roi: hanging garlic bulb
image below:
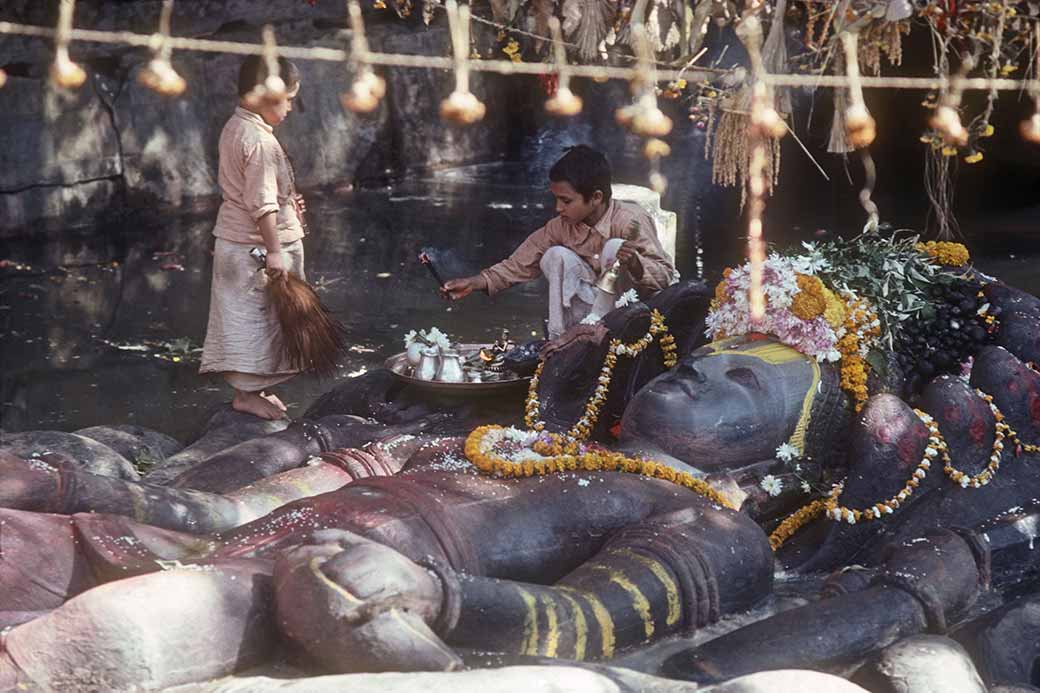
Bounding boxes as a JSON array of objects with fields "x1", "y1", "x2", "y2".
[
  {"x1": 342, "y1": 71, "x2": 386, "y2": 114},
  {"x1": 138, "y1": 58, "x2": 186, "y2": 96},
  {"x1": 545, "y1": 87, "x2": 583, "y2": 117},
  {"x1": 138, "y1": 1, "x2": 186, "y2": 97},
  {"x1": 845, "y1": 102, "x2": 877, "y2": 149},
  {"x1": 440, "y1": 90, "x2": 486, "y2": 124},
  {"x1": 1021, "y1": 112, "x2": 1040, "y2": 144},
  {"x1": 840, "y1": 31, "x2": 876, "y2": 149},
  {"x1": 51, "y1": 47, "x2": 87, "y2": 89},
  {"x1": 341, "y1": 1, "x2": 386, "y2": 114},
  {"x1": 50, "y1": 0, "x2": 87, "y2": 89},
  {"x1": 544, "y1": 17, "x2": 583, "y2": 117},
  {"x1": 632, "y1": 103, "x2": 674, "y2": 137},
  {"x1": 643, "y1": 138, "x2": 671, "y2": 159},
  {"x1": 930, "y1": 105, "x2": 969, "y2": 146},
  {"x1": 439, "y1": 0, "x2": 485, "y2": 125}
]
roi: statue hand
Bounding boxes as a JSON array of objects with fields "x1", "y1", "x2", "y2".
[{"x1": 274, "y1": 532, "x2": 462, "y2": 673}]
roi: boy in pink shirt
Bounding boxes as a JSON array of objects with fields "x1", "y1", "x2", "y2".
[
  {"x1": 199, "y1": 56, "x2": 305, "y2": 420},
  {"x1": 444, "y1": 146, "x2": 675, "y2": 337}
]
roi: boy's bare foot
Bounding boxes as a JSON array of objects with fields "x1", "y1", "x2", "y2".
[
  {"x1": 260, "y1": 391, "x2": 288, "y2": 412},
  {"x1": 232, "y1": 391, "x2": 286, "y2": 420}
]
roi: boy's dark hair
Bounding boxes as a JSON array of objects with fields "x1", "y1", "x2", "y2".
[
  {"x1": 549, "y1": 145, "x2": 612, "y2": 202},
  {"x1": 238, "y1": 55, "x2": 300, "y2": 98}
]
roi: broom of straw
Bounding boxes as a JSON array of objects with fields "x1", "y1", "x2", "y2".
[{"x1": 252, "y1": 248, "x2": 347, "y2": 377}]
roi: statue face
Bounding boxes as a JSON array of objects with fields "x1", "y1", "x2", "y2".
[{"x1": 619, "y1": 337, "x2": 822, "y2": 470}]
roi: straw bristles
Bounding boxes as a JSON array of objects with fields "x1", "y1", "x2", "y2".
[{"x1": 266, "y1": 271, "x2": 347, "y2": 377}]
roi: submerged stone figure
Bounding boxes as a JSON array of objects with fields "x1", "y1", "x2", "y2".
[{"x1": 0, "y1": 443, "x2": 772, "y2": 689}]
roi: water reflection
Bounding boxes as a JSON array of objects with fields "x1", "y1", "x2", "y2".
[{"x1": 1, "y1": 175, "x2": 567, "y2": 439}]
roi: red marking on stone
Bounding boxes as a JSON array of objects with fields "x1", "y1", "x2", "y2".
[
  {"x1": 895, "y1": 428, "x2": 924, "y2": 468},
  {"x1": 1029, "y1": 391, "x2": 1040, "y2": 425},
  {"x1": 969, "y1": 416, "x2": 987, "y2": 445},
  {"x1": 747, "y1": 332, "x2": 769, "y2": 341}
]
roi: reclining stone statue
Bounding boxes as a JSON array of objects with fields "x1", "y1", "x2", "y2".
[{"x1": 2, "y1": 252, "x2": 1040, "y2": 689}]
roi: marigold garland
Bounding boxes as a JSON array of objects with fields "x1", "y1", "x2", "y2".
[
  {"x1": 823, "y1": 408, "x2": 946, "y2": 525},
  {"x1": 916, "y1": 241, "x2": 970, "y2": 267},
  {"x1": 943, "y1": 389, "x2": 1011, "y2": 488},
  {"x1": 836, "y1": 294, "x2": 881, "y2": 412},
  {"x1": 774, "y1": 388, "x2": 1040, "y2": 549},
  {"x1": 464, "y1": 425, "x2": 737, "y2": 511},
  {"x1": 768, "y1": 499, "x2": 826, "y2": 550}
]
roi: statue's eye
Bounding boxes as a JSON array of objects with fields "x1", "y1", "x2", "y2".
[{"x1": 726, "y1": 367, "x2": 760, "y2": 389}]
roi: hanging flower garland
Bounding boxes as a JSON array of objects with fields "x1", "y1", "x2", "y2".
[
  {"x1": 464, "y1": 425, "x2": 737, "y2": 510},
  {"x1": 464, "y1": 309, "x2": 729, "y2": 505},
  {"x1": 771, "y1": 387, "x2": 1040, "y2": 550},
  {"x1": 523, "y1": 309, "x2": 676, "y2": 453},
  {"x1": 768, "y1": 499, "x2": 826, "y2": 551},
  {"x1": 943, "y1": 389, "x2": 1011, "y2": 488}
]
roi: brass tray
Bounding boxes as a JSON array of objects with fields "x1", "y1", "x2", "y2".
[{"x1": 384, "y1": 343, "x2": 531, "y2": 394}]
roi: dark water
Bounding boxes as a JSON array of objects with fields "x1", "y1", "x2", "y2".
[{"x1": 2, "y1": 161, "x2": 1038, "y2": 442}]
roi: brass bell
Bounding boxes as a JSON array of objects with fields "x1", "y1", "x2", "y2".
[{"x1": 596, "y1": 260, "x2": 622, "y2": 295}]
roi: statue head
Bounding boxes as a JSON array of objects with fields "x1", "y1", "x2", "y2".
[{"x1": 619, "y1": 335, "x2": 849, "y2": 471}]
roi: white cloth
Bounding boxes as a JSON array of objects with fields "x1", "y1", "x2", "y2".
[
  {"x1": 539, "y1": 238, "x2": 625, "y2": 338},
  {"x1": 200, "y1": 237, "x2": 305, "y2": 386}
]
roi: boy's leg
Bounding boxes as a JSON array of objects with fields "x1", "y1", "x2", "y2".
[
  {"x1": 539, "y1": 246, "x2": 597, "y2": 338},
  {"x1": 225, "y1": 372, "x2": 288, "y2": 420}
]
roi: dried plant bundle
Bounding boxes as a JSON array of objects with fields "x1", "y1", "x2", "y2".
[{"x1": 267, "y1": 272, "x2": 347, "y2": 377}]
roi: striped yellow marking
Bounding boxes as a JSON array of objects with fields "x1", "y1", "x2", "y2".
[
  {"x1": 516, "y1": 586, "x2": 540, "y2": 656},
  {"x1": 788, "y1": 355, "x2": 820, "y2": 454},
  {"x1": 540, "y1": 594, "x2": 561, "y2": 657},
  {"x1": 601, "y1": 568, "x2": 654, "y2": 640},
  {"x1": 560, "y1": 586, "x2": 615, "y2": 658},
  {"x1": 309, "y1": 556, "x2": 362, "y2": 603},
  {"x1": 557, "y1": 591, "x2": 588, "y2": 660},
  {"x1": 614, "y1": 549, "x2": 681, "y2": 626}
]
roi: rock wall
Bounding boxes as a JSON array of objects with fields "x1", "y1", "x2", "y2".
[{"x1": 0, "y1": 0, "x2": 514, "y2": 238}]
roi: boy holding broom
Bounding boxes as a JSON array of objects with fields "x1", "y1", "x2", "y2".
[{"x1": 199, "y1": 56, "x2": 306, "y2": 420}]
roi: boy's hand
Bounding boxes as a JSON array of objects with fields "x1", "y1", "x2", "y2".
[
  {"x1": 443, "y1": 275, "x2": 486, "y2": 300},
  {"x1": 265, "y1": 250, "x2": 288, "y2": 280},
  {"x1": 616, "y1": 241, "x2": 644, "y2": 280}
]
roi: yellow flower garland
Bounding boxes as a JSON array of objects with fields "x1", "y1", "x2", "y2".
[
  {"x1": 772, "y1": 388, "x2": 1040, "y2": 549},
  {"x1": 524, "y1": 310, "x2": 677, "y2": 451},
  {"x1": 464, "y1": 425, "x2": 737, "y2": 511},
  {"x1": 768, "y1": 499, "x2": 826, "y2": 550},
  {"x1": 943, "y1": 389, "x2": 1011, "y2": 488},
  {"x1": 837, "y1": 294, "x2": 880, "y2": 412}
]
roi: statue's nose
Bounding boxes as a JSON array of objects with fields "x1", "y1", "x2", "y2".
[{"x1": 675, "y1": 361, "x2": 708, "y2": 384}]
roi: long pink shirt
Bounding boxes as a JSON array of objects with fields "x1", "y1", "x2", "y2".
[
  {"x1": 212, "y1": 107, "x2": 304, "y2": 245},
  {"x1": 481, "y1": 199, "x2": 676, "y2": 296}
]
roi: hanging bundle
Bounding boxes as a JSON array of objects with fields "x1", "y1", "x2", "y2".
[
  {"x1": 827, "y1": 54, "x2": 853, "y2": 154},
  {"x1": 710, "y1": 85, "x2": 782, "y2": 209},
  {"x1": 761, "y1": 0, "x2": 791, "y2": 115}
]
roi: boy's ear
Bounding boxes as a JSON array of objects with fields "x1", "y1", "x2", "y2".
[{"x1": 590, "y1": 189, "x2": 605, "y2": 203}]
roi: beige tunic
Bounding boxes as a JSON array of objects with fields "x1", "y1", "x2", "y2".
[
  {"x1": 213, "y1": 107, "x2": 305, "y2": 245},
  {"x1": 480, "y1": 200, "x2": 675, "y2": 297},
  {"x1": 200, "y1": 107, "x2": 306, "y2": 383}
]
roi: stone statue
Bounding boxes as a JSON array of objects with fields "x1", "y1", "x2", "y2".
[{"x1": 2, "y1": 275, "x2": 1040, "y2": 690}]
